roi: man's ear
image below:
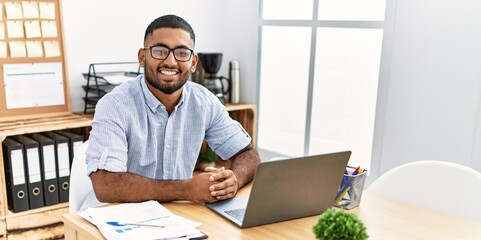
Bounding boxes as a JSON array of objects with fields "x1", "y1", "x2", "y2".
[
  {"x1": 191, "y1": 54, "x2": 198, "y2": 72},
  {"x1": 138, "y1": 48, "x2": 145, "y2": 67}
]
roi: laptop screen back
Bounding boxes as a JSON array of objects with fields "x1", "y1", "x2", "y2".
[{"x1": 229, "y1": 151, "x2": 351, "y2": 228}]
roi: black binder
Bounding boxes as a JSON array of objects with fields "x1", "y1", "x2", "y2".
[
  {"x1": 29, "y1": 133, "x2": 59, "y2": 206},
  {"x1": 2, "y1": 137, "x2": 29, "y2": 212},
  {"x1": 13, "y1": 135, "x2": 45, "y2": 209},
  {"x1": 42, "y1": 132, "x2": 70, "y2": 203},
  {"x1": 55, "y1": 130, "x2": 84, "y2": 167}
]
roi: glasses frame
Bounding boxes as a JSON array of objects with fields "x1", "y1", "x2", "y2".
[{"x1": 143, "y1": 45, "x2": 194, "y2": 62}]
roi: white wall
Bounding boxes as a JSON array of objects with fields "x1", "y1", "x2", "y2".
[
  {"x1": 372, "y1": 0, "x2": 481, "y2": 180},
  {"x1": 62, "y1": 0, "x2": 481, "y2": 182},
  {"x1": 61, "y1": 0, "x2": 259, "y2": 112}
]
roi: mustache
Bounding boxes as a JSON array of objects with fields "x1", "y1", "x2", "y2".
[{"x1": 158, "y1": 65, "x2": 180, "y2": 71}]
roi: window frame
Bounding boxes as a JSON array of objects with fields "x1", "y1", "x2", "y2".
[{"x1": 256, "y1": 0, "x2": 396, "y2": 181}]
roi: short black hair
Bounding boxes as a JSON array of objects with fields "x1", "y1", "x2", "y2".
[{"x1": 144, "y1": 14, "x2": 196, "y2": 46}]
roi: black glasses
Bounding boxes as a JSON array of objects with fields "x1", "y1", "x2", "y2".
[{"x1": 143, "y1": 45, "x2": 194, "y2": 62}]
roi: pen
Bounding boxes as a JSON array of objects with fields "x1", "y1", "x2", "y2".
[
  {"x1": 335, "y1": 166, "x2": 359, "y2": 199},
  {"x1": 351, "y1": 166, "x2": 361, "y2": 175},
  {"x1": 347, "y1": 167, "x2": 364, "y2": 197},
  {"x1": 106, "y1": 221, "x2": 165, "y2": 228},
  {"x1": 335, "y1": 166, "x2": 364, "y2": 202}
]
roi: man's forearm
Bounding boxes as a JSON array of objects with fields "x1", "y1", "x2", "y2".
[
  {"x1": 91, "y1": 170, "x2": 220, "y2": 203},
  {"x1": 230, "y1": 143, "x2": 260, "y2": 188},
  {"x1": 90, "y1": 170, "x2": 191, "y2": 203}
]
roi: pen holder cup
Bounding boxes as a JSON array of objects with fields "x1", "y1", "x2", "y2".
[{"x1": 334, "y1": 171, "x2": 367, "y2": 209}]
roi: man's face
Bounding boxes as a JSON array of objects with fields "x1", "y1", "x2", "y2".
[{"x1": 139, "y1": 28, "x2": 198, "y2": 95}]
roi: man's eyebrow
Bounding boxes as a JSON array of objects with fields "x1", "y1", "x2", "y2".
[{"x1": 150, "y1": 43, "x2": 191, "y2": 49}]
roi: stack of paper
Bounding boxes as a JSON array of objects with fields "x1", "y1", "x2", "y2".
[
  {"x1": 103, "y1": 75, "x2": 134, "y2": 85},
  {"x1": 81, "y1": 200, "x2": 204, "y2": 240}
]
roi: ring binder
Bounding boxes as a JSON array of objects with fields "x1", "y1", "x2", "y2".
[
  {"x1": 29, "y1": 133, "x2": 60, "y2": 206},
  {"x1": 42, "y1": 131, "x2": 70, "y2": 203},
  {"x1": 55, "y1": 130, "x2": 84, "y2": 167},
  {"x1": 2, "y1": 137, "x2": 30, "y2": 212},
  {"x1": 13, "y1": 135, "x2": 45, "y2": 209}
]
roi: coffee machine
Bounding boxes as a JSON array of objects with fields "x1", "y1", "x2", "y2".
[{"x1": 197, "y1": 53, "x2": 230, "y2": 104}]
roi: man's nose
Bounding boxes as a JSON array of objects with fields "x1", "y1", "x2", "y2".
[{"x1": 163, "y1": 51, "x2": 177, "y2": 64}]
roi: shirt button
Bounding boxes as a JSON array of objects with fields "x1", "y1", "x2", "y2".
[{"x1": 166, "y1": 145, "x2": 171, "y2": 149}]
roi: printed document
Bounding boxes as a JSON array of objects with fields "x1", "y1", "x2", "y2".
[{"x1": 83, "y1": 200, "x2": 203, "y2": 240}]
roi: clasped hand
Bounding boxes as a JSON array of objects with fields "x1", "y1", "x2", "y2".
[
  {"x1": 205, "y1": 166, "x2": 239, "y2": 201},
  {"x1": 188, "y1": 166, "x2": 238, "y2": 203}
]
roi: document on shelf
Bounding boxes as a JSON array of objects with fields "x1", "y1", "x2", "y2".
[
  {"x1": 103, "y1": 75, "x2": 134, "y2": 85},
  {"x1": 83, "y1": 200, "x2": 203, "y2": 240}
]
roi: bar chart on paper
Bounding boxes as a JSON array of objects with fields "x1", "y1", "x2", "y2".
[{"x1": 82, "y1": 200, "x2": 203, "y2": 240}]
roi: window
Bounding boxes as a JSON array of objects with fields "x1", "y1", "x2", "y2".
[{"x1": 258, "y1": 0, "x2": 387, "y2": 170}]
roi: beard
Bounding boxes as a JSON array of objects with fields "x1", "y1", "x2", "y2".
[{"x1": 144, "y1": 68, "x2": 189, "y2": 94}]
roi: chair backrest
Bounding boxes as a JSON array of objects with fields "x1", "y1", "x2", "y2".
[
  {"x1": 68, "y1": 140, "x2": 92, "y2": 213},
  {"x1": 367, "y1": 160, "x2": 481, "y2": 222}
]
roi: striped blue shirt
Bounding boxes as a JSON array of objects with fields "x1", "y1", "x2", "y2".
[{"x1": 81, "y1": 75, "x2": 251, "y2": 209}]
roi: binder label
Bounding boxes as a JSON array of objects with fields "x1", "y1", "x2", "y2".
[
  {"x1": 73, "y1": 140, "x2": 83, "y2": 156},
  {"x1": 11, "y1": 149, "x2": 26, "y2": 185},
  {"x1": 27, "y1": 148, "x2": 42, "y2": 183},
  {"x1": 58, "y1": 143, "x2": 70, "y2": 177},
  {"x1": 43, "y1": 145, "x2": 57, "y2": 180}
]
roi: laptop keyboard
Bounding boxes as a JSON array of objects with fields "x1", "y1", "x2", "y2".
[{"x1": 225, "y1": 208, "x2": 246, "y2": 222}]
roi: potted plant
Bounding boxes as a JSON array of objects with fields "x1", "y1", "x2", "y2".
[
  {"x1": 196, "y1": 147, "x2": 219, "y2": 171},
  {"x1": 312, "y1": 208, "x2": 368, "y2": 240}
]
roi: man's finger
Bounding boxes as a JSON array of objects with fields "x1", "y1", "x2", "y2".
[
  {"x1": 205, "y1": 166, "x2": 224, "y2": 172},
  {"x1": 209, "y1": 169, "x2": 232, "y2": 181},
  {"x1": 211, "y1": 185, "x2": 236, "y2": 197},
  {"x1": 215, "y1": 192, "x2": 236, "y2": 200}
]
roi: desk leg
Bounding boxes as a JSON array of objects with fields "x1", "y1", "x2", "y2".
[{"x1": 64, "y1": 225, "x2": 77, "y2": 240}]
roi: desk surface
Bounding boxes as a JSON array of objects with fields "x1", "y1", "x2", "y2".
[{"x1": 63, "y1": 186, "x2": 481, "y2": 240}]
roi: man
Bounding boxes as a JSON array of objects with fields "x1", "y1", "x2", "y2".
[{"x1": 81, "y1": 15, "x2": 260, "y2": 209}]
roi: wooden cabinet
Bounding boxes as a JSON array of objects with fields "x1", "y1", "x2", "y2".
[{"x1": 0, "y1": 114, "x2": 91, "y2": 239}]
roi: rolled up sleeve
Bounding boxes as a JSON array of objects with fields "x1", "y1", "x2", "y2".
[
  {"x1": 86, "y1": 94, "x2": 129, "y2": 175},
  {"x1": 205, "y1": 102, "x2": 252, "y2": 160}
]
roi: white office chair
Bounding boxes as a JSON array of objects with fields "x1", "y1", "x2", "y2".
[
  {"x1": 68, "y1": 140, "x2": 92, "y2": 212},
  {"x1": 367, "y1": 160, "x2": 481, "y2": 222}
]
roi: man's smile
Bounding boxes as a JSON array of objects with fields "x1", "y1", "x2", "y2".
[{"x1": 160, "y1": 69, "x2": 178, "y2": 76}]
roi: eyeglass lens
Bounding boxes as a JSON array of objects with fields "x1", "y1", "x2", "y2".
[{"x1": 151, "y1": 46, "x2": 192, "y2": 61}]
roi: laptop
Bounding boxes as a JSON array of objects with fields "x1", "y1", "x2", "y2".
[{"x1": 206, "y1": 151, "x2": 351, "y2": 228}]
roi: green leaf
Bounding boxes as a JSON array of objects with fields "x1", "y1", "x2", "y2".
[
  {"x1": 312, "y1": 208, "x2": 368, "y2": 240},
  {"x1": 198, "y1": 147, "x2": 219, "y2": 163}
]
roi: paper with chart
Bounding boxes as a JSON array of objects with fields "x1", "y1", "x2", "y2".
[
  {"x1": 84, "y1": 200, "x2": 202, "y2": 240},
  {"x1": 3, "y1": 62, "x2": 65, "y2": 109}
]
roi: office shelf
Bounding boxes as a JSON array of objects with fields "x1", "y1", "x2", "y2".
[
  {"x1": 0, "y1": 114, "x2": 91, "y2": 239},
  {"x1": 82, "y1": 62, "x2": 142, "y2": 114}
]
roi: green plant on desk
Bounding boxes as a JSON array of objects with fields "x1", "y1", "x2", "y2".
[{"x1": 313, "y1": 208, "x2": 368, "y2": 240}]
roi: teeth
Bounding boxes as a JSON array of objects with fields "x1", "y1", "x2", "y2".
[{"x1": 161, "y1": 70, "x2": 177, "y2": 75}]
